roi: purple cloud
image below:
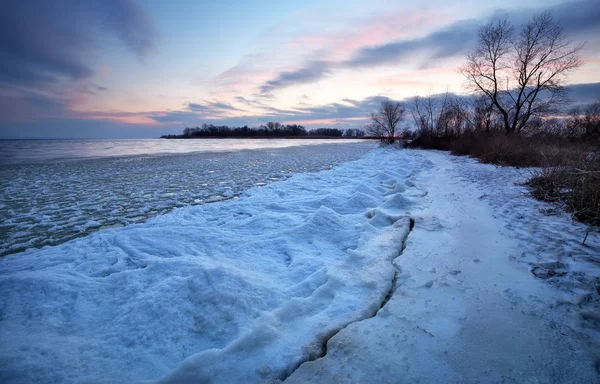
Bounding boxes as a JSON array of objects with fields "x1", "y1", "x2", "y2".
[
  {"x1": 259, "y1": 61, "x2": 332, "y2": 94},
  {"x1": 0, "y1": 0, "x2": 157, "y2": 88}
]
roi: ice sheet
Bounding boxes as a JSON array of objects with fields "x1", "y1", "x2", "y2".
[{"x1": 0, "y1": 142, "x2": 373, "y2": 256}]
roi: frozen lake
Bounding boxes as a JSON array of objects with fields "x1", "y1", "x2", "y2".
[{"x1": 0, "y1": 139, "x2": 374, "y2": 256}]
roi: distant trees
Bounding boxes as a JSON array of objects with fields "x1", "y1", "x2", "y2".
[
  {"x1": 406, "y1": 90, "x2": 600, "y2": 143},
  {"x1": 410, "y1": 94, "x2": 445, "y2": 136},
  {"x1": 161, "y1": 123, "x2": 366, "y2": 139},
  {"x1": 309, "y1": 128, "x2": 343, "y2": 137},
  {"x1": 177, "y1": 123, "x2": 307, "y2": 138},
  {"x1": 460, "y1": 12, "x2": 583, "y2": 135},
  {"x1": 367, "y1": 101, "x2": 406, "y2": 143},
  {"x1": 343, "y1": 128, "x2": 365, "y2": 138}
]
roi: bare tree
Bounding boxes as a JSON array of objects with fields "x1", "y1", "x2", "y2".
[
  {"x1": 367, "y1": 101, "x2": 406, "y2": 143},
  {"x1": 410, "y1": 94, "x2": 446, "y2": 135},
  {"x1": 437, "y1": 96, "x2": 471, "y2": 136},
  {"x1": 567, "y1": 98, "x2": 600, "y2": 139},
  {"x1": 469, "y1": 95, "x2": 497, "y2": 133},
  {"x1": 409, "y1": 92, "x2": 470, "y2": 137},
  {"x1": 461, "y1": 12, "x2": 583, "y2": 135}
]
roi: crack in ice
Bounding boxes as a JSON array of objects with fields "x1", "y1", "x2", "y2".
[{"x1": 280, "y1": 217, "x2": 415, "y2": 382}]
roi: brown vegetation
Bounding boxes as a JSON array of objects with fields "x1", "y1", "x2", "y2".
[
  {"x1": 408, "y1": 97, "x2": 599, "y2": 225},
  {"x1": 409, "y1": 111, "x2": 599, "y2": 226},
  {"x1": 528, "y1": 152, "x2": 600, "y2": 226}
]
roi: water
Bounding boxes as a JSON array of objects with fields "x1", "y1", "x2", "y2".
[{"x1": 0, "y1": 139, "x2": 375, "y2": 256}]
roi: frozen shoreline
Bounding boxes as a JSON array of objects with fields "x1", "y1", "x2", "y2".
[
  {"x1": 287, "y1": 150, "x2": 600, "y2": 383},
  {"x1": 1, "y1": 148, "x2": 599, "y2": 383},
  {"x1": 0, "y1": 142, "x2": 374, "y2": 257}
]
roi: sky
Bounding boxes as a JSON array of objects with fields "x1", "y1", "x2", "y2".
[{"x1": 0, "y1": 0, "x2": 599, "y2": 139}]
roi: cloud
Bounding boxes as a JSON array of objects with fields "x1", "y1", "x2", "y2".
[
  {"x1": 292, "y1": 96, "x2": 392, "y2": 120},
  {"x1": 234, "y1": 96, "x2": 264, "y2": 107},
  {"x1": 99, "y1": 0, "x2": 157, "y2": 59},
  {"x1": 258, "y1": 0, "x2": 599, "y2": 93},
  {"x1": 497, "y1": 0, "x2": 600, "y2": 37},
  {"x1": 188, "y1": 101, "x2": 244, "y2": 114},
  {"x1": 345, "y1": 19, "x2": 479, "y2": 68},
  {"x1": 0, "y1": 117, "x2": 170, "y2": 139},
  {"x1": 145, "y1": 94, "x2": 399, "y2": 129},
  {"x1": 147, "y1": 80, "x2": 600, "y2": 131},
  {"x1": 259, "y1": 61, "x2": 332, "y2": 94},
  {"x1": 150, "y1": 111, "x2": 201, "y2": 124},
  {"x1": 564, "y1": 82, "x2": 600, "y2": 104},
  {"x1": 10, "y1": 80, "x2": 594, "y2": 138},
  {"x1": 148, "y1": 100, "x2": 247, "y2": 124},
  {"x1": 0, "y1": 0, "x2": 157, "y2": 88},
  {"x1": 0, "y1": 90, "x2": 76, "y2": 122}
]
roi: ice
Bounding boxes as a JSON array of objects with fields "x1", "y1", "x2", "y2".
[
  {"x1": 0, "y1": 147, "x2": 416, "y2": 383},
  {"x1": 0, "y1": 142, "x2": 373, "y2": 256},
  {"x1": 1, "y1": 147, "x2": 599, "y2": 383}
]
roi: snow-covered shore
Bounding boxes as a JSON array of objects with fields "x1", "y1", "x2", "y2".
[
  {"x1": 0, "y1": 148, "x2": 598, "y2": 383},
  {"x1": 287, "y1": 151, "x2": 600, "y2": 383}
]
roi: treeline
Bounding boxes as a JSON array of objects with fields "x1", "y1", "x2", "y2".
[
  {"x1": 161, "y1": 122, "x2": 366, "y2": 139},
  {"x1": 406, "y1": 94, "x2": 600, "y2": 143}
]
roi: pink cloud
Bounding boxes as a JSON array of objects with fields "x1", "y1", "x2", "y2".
[
  {"x1": 207, "y1": 6, "x2": 455, "y2": 101},
  {"x1": 582, "y1": 57, "x2": 600, "y2": 66},
  {"x1": 277, "y1": 8, "x2": 453, "y2": 61},
  {"x1": 333, "y1": 10, "x2": 451, "y2": 59}
]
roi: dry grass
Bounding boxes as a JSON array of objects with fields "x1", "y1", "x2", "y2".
[
  {"x1": 528, "y1": 152, "x2": 600, "y2": 226},
  {"x1": 410, "y1": 131, "x2": 600, "y2": 226},
  {"x1": 450, "y1": 134, "x2": 541, "y2": 166}
]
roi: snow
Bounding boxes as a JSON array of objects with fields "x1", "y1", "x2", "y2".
[
  {"x1": 285, "y1": 150, "x2": 600, "y2": 384},
  {"x1": 1, "y1": 148, "x2": 599, "y2": 383},
  {"x1": 0, "y1": 147, "x2": 414, "y2": 383}
]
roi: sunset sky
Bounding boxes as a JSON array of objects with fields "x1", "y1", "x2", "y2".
[{"x1": 1, "y1": 0, "x2": 599, "y2": 138}]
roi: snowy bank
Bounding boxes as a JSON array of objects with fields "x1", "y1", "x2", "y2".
[
  {"x1": 286, "y1": 150, "x2": 600, "y2": 383},
  {"x1": 0, "y1": 148, "x2": 417, "y2": 383}
]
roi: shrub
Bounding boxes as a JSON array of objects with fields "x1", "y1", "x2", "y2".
[
  {"x1": 529, "y1": 152, "x2": 600, "y2": 226},
  {"x1": 410, "y1": 130, "x2": 599, "y2": 226}
]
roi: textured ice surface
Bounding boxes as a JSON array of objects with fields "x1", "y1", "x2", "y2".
[
  {"x1": 1, "y1": 148, "x2": 599, "y2": 383},
  {"x1": 0, "y1": 147, "x2": 415, "y2": 383},
  {"x1": 0, "y1": 142, "x2": 374, "y2": 256}
]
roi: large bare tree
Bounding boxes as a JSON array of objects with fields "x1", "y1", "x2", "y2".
[
  {"x1": 367, "y1": 101, "x2": 406, "y2": 143},
  {"x1": 461, "y1": 12, "x2": 583, "y2": 135}
]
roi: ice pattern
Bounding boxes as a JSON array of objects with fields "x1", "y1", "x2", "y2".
[{"x1": 0, "y1": 142, "x2": 374, "y2": 256}]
